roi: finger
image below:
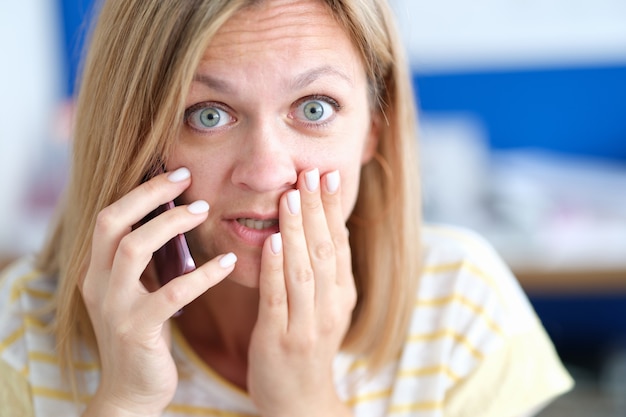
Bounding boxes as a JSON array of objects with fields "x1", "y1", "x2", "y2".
[
  {"x1": 257, "y1": 233, "x2": 288, "y2": 334},
  {"x1": 144, "y1": 252, "x2": 237, "y2": 323},
  {"x1": 90, "y1": 167, "x2": 192, "y2": 273},
  {"x1": 279, "y1": 189, "x2": 315, "y2": 328},
  {"x1": 109, "y1": 200, "x2": 209, "y2": 292},
  {"x1": 299, "y1": 168, "x2": 336, "y2": 299},
  {"x1": 320, "y1": 170, "x2": 353, "y2": 287}
]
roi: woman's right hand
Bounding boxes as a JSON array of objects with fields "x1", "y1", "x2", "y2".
[{"x1": 80, "y1": 167, "x2": 236, "y2": 417}]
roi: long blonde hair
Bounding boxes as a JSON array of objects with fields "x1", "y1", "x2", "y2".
[{"x1": 39, "y1": 0, "x2": 421, "y2": 384}]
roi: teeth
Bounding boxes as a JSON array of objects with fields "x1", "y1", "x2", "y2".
[{"x1": 237, "y1": 218, "x2": 277, "y2": 230}]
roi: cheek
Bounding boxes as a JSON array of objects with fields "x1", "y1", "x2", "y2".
[
  {"x1": 167, "y1": 145, "x2": 227, "y2": 203},
  {"x1": 339, "y1": 122, "x2": 375, "y2": 217},
  {"x1": 338, "y1": 162, "x2": 364, "y2": 221}
]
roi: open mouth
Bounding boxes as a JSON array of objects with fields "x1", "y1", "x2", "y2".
[{"x1": 236, "y1": 218, "x2": 278, "y2": 230}]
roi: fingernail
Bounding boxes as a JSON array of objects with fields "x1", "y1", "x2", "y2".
[
  {"x1": 287, "y1": 190, "x2": 300, "y2": 215},
  {"x1": 305, "y1": 168, "x2": 320, "y2": 192},
  {"x1": 168, "y1": 167, "x2": 191, "y2": 182},
  {"x1": 270, "y1": 233, "x2": 282, "y2": 254},
  {"x1": 219, "y1": 252, "x2": 237, "y2": 268},
  {"x1": 326, "y1": 170, "x2": 340, "y2": 194},
  {"x1": 187, "y1": 200, "x2": 209, "y2": 214}
]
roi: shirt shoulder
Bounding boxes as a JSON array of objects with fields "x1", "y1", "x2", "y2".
[
  {"x1": 390, "y1": 224, "x2": 572, "y2": 416},
  {"x1": 0, "y1": 257, "x2": 98, "y2": 416},
  {"x1": 0, "y1": 256, "x2": 54, "y2": 373},
  {"x1": 0, "y1": 257, "x2": 50, "y2": 416},
  {"x1": 0, "y1": 358, "x2": 34, "y2": 417},
  {"x1": 419, "y1": 223, "x2": 538, "y2": 337}
]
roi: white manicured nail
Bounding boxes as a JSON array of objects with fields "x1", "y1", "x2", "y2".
[
  {"x1": 219, "y1": 252, "x2": 237, "y2": 268},
  {"x1": 167, "y1": 167, "x2": 191, "y2": 182},
  {"x1": 305, "y1": 168, "x2": 320, "y2": 192},
  {"x1": 187, "y1": 200, "x2": 209, "y2": 214},
  {"x1": 287, "y1": 190, "x2": 300, "y2": 215},
  {"x1": 270, "y1": 233, "x2": 282, "y2": 254},
  {"x1": 326, "y1": 170, "x2": 340, "y2": 194}
]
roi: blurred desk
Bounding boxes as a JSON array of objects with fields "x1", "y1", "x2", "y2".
[
  {"x1": 516, "y1": 268, "x2": 626, "y2": 294},
  {"x1": 517, "y1": 266, "x2": 626, "y2": 376}
]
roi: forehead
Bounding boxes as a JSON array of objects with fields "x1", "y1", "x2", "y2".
[{"x1": 195, "y1": 0, "x2": 366, "y2": 84}]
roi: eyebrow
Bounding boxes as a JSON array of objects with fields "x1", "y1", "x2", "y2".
[
  {"x1": 192, "y1": 65, "x2": 354, "y2": 93},
  {"x1": 290, "y1": 65, "x2": 354, "y2": 90},
  {"x1": 192, "y1": 74, "x2": 235, "y2": 94}
]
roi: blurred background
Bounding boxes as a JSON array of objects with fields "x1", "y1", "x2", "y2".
[{"x1": 1, "y1": 1, "x2": 625, "y2": 415}]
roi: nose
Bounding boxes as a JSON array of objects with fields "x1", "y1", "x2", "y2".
[{"x1": 230, "y1": 119, "x2": 298, "y2": 193}]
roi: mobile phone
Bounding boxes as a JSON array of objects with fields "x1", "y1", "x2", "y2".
[{"x1": 142, "y1": 200, "x2": 196, "y2": 287}]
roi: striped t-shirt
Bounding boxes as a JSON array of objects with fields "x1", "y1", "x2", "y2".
[{"x1": 0, "y1": 225, "x2": 573, "y2": 416}]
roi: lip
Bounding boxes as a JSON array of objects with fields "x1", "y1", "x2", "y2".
[{"x1": 224, "y1": 212, "x2": 280, "y2": 247}]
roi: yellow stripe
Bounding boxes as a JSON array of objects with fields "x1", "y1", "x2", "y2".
[
  {"x1": 23, "y1": 286, "x2": 54, "y2": 301},
  {"x1": 345, "y1": 388, "x2": 392, "y2": 407},
  {"x1": 344, "y1": 387, "x2": 444, "y2": 412},
  {"x1": 33, "y1": 388, "x2": 259, "y2": 415},
  {"x1": 398, "y1": 364, "x2": 461, "y2": 383},
  {"x1": 408, "y1": 329, "x2": 484, "y2": 360},
  {"x1": 166, "y1": 404, "x2": 257, "y2": 417},
  {"x1": 422, "y1": 261, "x2": 506, "y2": 306},
  {"x1": 31, "y1": 386, "x2": 90, "y2": 403},
  {"x1": 389, "y1": 401, "x2": 443, "y2": 413},
  {"x1": 0, "y1": 326, "x2": 25, "y2": 353},
  {"x1": 29, "y1": 351, "x2": 100, "y2": 371},
  {"x1": 25, "y1": 315, "x2": 51, "y2": 331},
  {"x1": 423, "y1": 261, "x2": 496, "y2": 289},
  {"x1": 416, "y1": 294, "x2": 505, "y2": 337},
  {"x1": 347, "y1": 358, "x2": 367, "y2": 373},
  {"x1": 347, "y1": 359, "x2": 460, "y2": 383},
  {"x1": 20, "y1": 363, "x2": 29, "y2": 377},
  {"x1": 9, "y1": 271, "x2": 41, "y2": 302}
]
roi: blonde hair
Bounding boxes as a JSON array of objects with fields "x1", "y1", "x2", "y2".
[{"x1": 39, "y1": 0, "x2": 421, "y2": 386}]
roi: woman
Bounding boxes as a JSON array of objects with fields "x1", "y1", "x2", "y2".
[{"x1": 0, "y1": 0, "x2": 572, "y2": 416}]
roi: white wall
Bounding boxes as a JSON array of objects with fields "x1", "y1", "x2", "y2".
[
  {"x1": 0, "y1": 2, "x2": 65, "y2": 256},
  {"x1": 391, "y1": 0, "x2": 626, "y2": 72}
]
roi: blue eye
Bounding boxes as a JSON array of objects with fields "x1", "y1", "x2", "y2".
[
  {"x1": 294, "y1": 98, "x2": 336, "y2": 124},
  {"x1": 186, "y1": 104, "x2": 233, "y2": 131}
]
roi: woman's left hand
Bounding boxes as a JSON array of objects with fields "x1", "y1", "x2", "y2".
[{"x1": 248, "y1": 168, "x2": 356, "y2": 417}]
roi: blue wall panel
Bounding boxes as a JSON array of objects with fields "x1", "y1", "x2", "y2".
[{"x1": 414, "y1": 66, "x2": 626, "y2": 162}]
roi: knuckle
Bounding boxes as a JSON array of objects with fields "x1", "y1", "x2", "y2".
[
  {"x1": 283, "y1": 331, "x2": 316, "y2": 353},
  {"x1": 294, "y1": 267, "x2": 314, "y2": 283},
  {"x1": 264, "y1": 292, "x2": 287, "y2": 308},
  {"x1": 163, "y1": 283, "x2": 187, "y2": 305},
  {"x1": 302, "y1": 197, "x2": 322, "y2": 212},
  {"x1": 165, "y1": 206, "x2": 187, "y2": 223},
  {"x1": 113, "y1": 318, "x2": 136, "y2": 344},
  {"x1": 268, "y1": 261, "x2": 283, "y2": 275},
  {"x1": 116, "y1": 234, "x2": 144, "y2": 261},
  {"x1": 317, "y1": 314, "x2": 339, "y2": 335},
  {"x1": 94, "y1": 207, "x2": 119, "y2": 235},
  {"x1": 333, "y1": 232, "x2": 349, "y2": 250},
  {"x1": 282, "y1": 220, "x2": 301, "y2": 234},
  {"x1": 141, "y1": 177, "x2": 161, "y2": 197},
  {"x1": 313, "y1": 240, "x2": 335, "y2": 261}
]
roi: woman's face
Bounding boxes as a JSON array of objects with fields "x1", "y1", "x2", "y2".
[{"x1": 169, "y1": 0, "x2": 378, "y2": 287}]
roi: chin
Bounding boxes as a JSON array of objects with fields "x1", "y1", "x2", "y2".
[{"x1": 224, "y1": 256, "x2": 262, "y2": 289}]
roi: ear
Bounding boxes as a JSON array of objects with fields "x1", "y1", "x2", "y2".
[{"x1": 361, "y1": 110, "x2": 381, "y2": 164}]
